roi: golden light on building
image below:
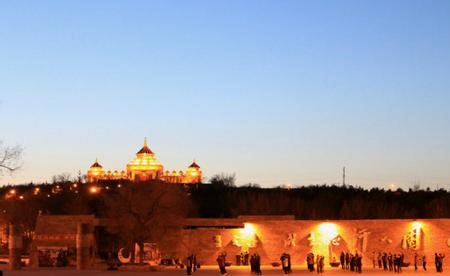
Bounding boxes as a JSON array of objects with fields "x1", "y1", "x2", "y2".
[{"x1": 87, "y1": 137, "x2": 202, "y2": 184}]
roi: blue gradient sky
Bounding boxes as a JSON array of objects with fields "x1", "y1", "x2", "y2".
[{"x1": 1, "y1": 1, "x2": 450, "y2": 189}]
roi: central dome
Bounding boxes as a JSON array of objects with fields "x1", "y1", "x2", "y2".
[
  {"x1": 126, "y1": 137, "x2": 164, "y2": 181},
  {"x1": 137, "y1": 137, "x2": 154, "y2": 155}
]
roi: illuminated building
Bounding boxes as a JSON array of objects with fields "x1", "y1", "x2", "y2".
[{"x1": 87, "y1": 138, "x2": 202, "y2": 184}]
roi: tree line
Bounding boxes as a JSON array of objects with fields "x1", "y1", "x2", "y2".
[{"x1": 191, "y1": 183, "x2": 450, "y2": 219}]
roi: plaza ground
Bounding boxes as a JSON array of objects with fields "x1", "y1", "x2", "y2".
[{"x1": 0, "y1": 265, "x2": 445, "y2": 276}]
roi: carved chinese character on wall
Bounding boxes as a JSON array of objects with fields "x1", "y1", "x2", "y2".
[
  {"x1": 307, "y1": 232, "x2": 315, "y2": 248},
  {"x1": 402, "y1": 224, "x2": 422, "y2": 250},
  {"x1": 284, "y1": 233, "x2": 297, "y2": 247},
  {"x1": 379, "y1": 236, "x2": 393, "y2": 244},
  {"x1": 213, "y1": 235, "x2": 222, "y2": 248},
  {"x1": 354, "y1": 228, "x2": 371, "y2": 253}
]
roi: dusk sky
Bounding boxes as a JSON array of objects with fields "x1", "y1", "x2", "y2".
[{"x1": 1, "y1": 1, "x2": 450, "y2": 189}]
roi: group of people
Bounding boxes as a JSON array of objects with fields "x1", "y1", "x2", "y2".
[
  {"x1": 339, "y1": 252, "x2": 363, "y2": 273},
  {"x1": 249, "y1": 253, "x2": 262, "y2": 275},
  {"x1": 413, "y1": 252, "x2": 426, "y2": 271},
  {"x1": 305, "y1": 253, "x2": 325, "y2": 274},
  {"x1": 372, "y1": 251, "x2": 446, "y2": 273},
  {"x1": 238, "y1": 252, "x2": 250, "y2": 265},
  {"x1": 373, "y1": 252, "x2": 406, "y2": 273},
  {"x1": 434, "y1": 253, "x2": 445, "y2": 273},
  {"x1": 185, "y1": 254, "x2": 198, "y2": 275},
  {"x1": 211, "y1": 250, "x2": 446, "y2": 275}
]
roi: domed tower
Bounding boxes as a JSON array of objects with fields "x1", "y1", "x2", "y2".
[
  {"x1": 126, "y1": 137, "x2": 164, "y2": 181},
  {"x1": 184, "y1": 160, "x2": 202, "y2": 184},
  {"x1": 87, "y1": 159, "x2": 105, "y2": 182}
]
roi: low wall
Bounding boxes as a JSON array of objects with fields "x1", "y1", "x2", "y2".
[{"x1": 168, "y1": 217, "x2": 450, "y2": 267}]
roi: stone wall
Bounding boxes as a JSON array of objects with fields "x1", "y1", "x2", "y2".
[{"x1": 169, "y1": 217, "x2": 450, "y2": 267}]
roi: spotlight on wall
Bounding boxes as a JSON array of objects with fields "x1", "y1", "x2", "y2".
[
  {"x1": 411, "y1": 221, "x2": 422, "y2": 231},
  {"x1": 242, "y1": 223, "x2": 256, "y2": 236},
  {"x1": 318, "y1": 222, "x2": 338, "y2": 242}
]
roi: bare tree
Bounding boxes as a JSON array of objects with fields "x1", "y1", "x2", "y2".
[
  {"x1": 0, "y1": 141, "x2": 22, "y2": 175},
  {"x1": 210, "y1": 173, "x2": 236, "y2": 187},
  {"x1": 102, "y1": 181, "x2": 190, "y2": 263},
  {"x1": 51, "y1": 172, "x2": 73, "y2": 184}
]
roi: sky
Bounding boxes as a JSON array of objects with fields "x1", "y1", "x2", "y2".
[{"x1": 1, "y1": 0, "x2": 450, "y2": 189}]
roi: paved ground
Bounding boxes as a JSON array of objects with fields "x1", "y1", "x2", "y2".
[{"x1": 0, "y1": 265, "x2": 445, "y2": 276}]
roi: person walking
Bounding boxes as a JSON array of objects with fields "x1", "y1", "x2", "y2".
[
  {"x1": 435, "y1": 253, "x2": 439, "y2": 272},
  {"x1": 318, "y1": 256, "x2": 324, "y2": 274},
  {"x1": 281, "y1": 253, "x2": 289, "y2": 274},
  {"x1": 306, "y1": 253, "x2": 315, "y2": 272},
  {"x1": 438, "y1": 253, "x2": 445, "y2": 273},
  {"x1": 393, "y1": 254, "x2": 398, "y2": 273},
  {"x1": 399, "y1": 253, "x2": 404, "y2": 273},
  {"x1": 346, "y1": 252, "x2": 351, "y2": 270},
  {"x1": 377, "y1": 252, "x2": 382, "y2": 269},
  {"x1": 255, "y1": 253, "x2": 262, "y2": 275},
  {"x1": 217, "y1": 253, "x2": 227, "y2": 276},
  {"x1": 388, "y1": 253, "x2": 393, "y2": 271},
  {"x1": 193, "y1": 254, "x2": 197, "y2": 272},
  {"x1": 186, "y1": 255, "x2": 193, "y2": 276},
  {"x1": 414, "y1": 253, "x2": 418, "y2": 271},
  {"x1": 287, "y1": 253, "x2": 292, "y2": 274},
  {"x1": 340, "y1": 252, "x2": 346, "y2": 270},
  {"x1": 250, "y1": 254, "x2": 255, "y2": 274}
]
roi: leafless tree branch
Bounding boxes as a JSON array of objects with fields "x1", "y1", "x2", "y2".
[{"x1": 0, "y1": 141, "x2": 23, "y2": 175}]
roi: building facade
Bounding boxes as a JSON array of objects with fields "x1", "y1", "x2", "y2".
[{"x1": 87, "y1": 138, "x2": 202, "y2": 184}]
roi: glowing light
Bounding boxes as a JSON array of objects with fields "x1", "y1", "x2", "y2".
[
  {"x1": 19, "y1": 195, "x2": 24, "y2": 200},
  {"x1": 411, "y1": 221, "x2": 422, "y2": 231},
  {"x1": 242, "y1": 223, "x2": 256, "y2": 236},
  {"x1": 318, "y1": 222, "x2": 338, "y2": 242},
  {"x1": 89, "y1": 187, "x2": 99, "y2": 194},
  {"x1": 233, "y1": 223, "x2": 257, "y2": 251},
  {"x1": 9, "y1": 189, "x2": 16, "y2": 195}
]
